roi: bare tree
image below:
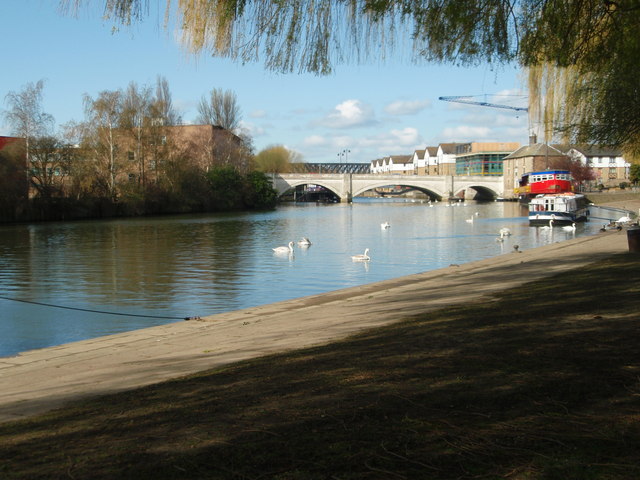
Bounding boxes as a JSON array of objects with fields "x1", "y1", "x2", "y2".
[
  {"x1": 28, "y1": 136, "x2": 72, "y2": 198},
  {"x1": 4, "y1": 80, "x2": 54, "y2": 163},
  {"x1": 121, "y1": 81, "x2": 152, "y2": 186},
  {"x1": 152, "y1": 75, "x2": 181, "y2": 126},
  {"x1": 82, "y1": 90, "x2": 124, "y2": 200},
  {"x1": 196, "y1": 88, "x2": 241, "y2": 132}
]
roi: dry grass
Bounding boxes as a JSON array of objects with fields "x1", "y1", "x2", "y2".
[{"x1": 1, "y1": 253, "x2": 639, "y2": 479}]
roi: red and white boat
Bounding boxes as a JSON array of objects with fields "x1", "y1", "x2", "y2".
[{"x1": 516, "y1": 169, "x2": 573, "y2": 202}]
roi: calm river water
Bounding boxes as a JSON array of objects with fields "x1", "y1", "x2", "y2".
[{"x1": 0, "y1": 198, "x2": 616, "y2": 357}]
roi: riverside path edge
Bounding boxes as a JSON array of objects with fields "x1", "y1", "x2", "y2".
[{"x1": 0, "y1": 229, "x2": 630, "y2": 424}]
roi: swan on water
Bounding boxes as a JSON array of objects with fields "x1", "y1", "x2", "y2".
[
  {"x1": 297, "y1": 237, "x2": 312, "y2": 246},
  {"x1": 562, "y1": 222, "x2": 576, "y2": 231},
  {"x1": 273, "y1": 241, "x2": 294, "y2": 254},
  {"x1": 381, "y1": 222, "x2": 390, "y2": 229},
  {"x1": 351, "y1": 248, "x2": 370, "y2": 261},
  {"x1": 499, "y1": 227, "x2": 512, "y2": 236},
  {"x1": 465, "y1": 215, "x2": 474, "y2": 223},
  {"x1": 540, "y1": 219, "x2": 554, "y2": 230}
]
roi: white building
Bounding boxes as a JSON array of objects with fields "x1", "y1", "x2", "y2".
[
  {"x1": 370, "y1": 155, "x2": 414, "y2": 175},
  {"x1": 566, "y1": 145, "x2": 629, "y2": 186}
]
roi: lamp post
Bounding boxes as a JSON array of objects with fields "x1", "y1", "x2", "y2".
[{"x1": 342, "y1": 148, "x2": 350, "y2": 164}]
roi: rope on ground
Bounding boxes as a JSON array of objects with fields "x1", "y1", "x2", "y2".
[{"x1": 0, "y1": 295, "x2": 197, "y2": 321}]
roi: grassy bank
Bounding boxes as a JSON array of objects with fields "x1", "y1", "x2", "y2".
[{"x1": 1, "y1": 253, "x2": 639, "y2": 479}]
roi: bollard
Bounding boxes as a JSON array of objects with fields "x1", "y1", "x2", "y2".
[{"x1": 627, "y1": 226, "x2": 640, "y2": 253}]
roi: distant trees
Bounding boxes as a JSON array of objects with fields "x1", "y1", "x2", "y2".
[
  {"x1": 0, "y1": 76, "x2": 277, "y2": 221},
  {"x1": 253, "y1": 145, "x2": 302, "y2": 173}
]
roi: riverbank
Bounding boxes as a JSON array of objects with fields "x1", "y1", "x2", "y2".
[
  {"x1": 0, "y1": 195, "x2": 638, "y2": 478},
  {"x1": 586, "y1": 190, "x2": 640, "y2": 213},
  {"x1": 1, "y1": 235, "x2": 639, "y2": 477}
]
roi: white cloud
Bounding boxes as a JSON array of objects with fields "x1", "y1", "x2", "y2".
[
  {"x1": 384, "y1": 99, "x2": 431, "y2": 116},
  {"x1": 359, "y1": 127, "x2": 424, "y2": 156},
  {"x1": 440, "y1": 125, "x2": 492, "y2": 141},
  {"x1": 240, "y1": 121, "x2": 266, "y2": 138},
  {"x1": 249, "y1": 109, "x2": 267, "y2": 119},
  {"x1": 302, "y1": 135, "x2": 328, "y2": 147},
  {"x1": 317, "y1": 99, "x2": 376, "y2": 128}
]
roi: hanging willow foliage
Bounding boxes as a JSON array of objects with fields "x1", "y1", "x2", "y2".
[{"x1": 61, "y1": 0, "x2": 640, "y2": 152}]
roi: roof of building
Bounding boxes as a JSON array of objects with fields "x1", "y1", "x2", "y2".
[
  {"x1": 503, "y1": 143, "x2": 566, "y2": 160},
  {"x1": 438, "y1": 143, "x2": 464, "y2": 154},
  {"x1": 567, "y1": 144, "x2": 623, "y2": 157},
  {"x1": 389, "y1": 155, "x2": 413, "y2": 164},
  {"x1": 426, "y1": 146, "x2": 438, "y2": 156}
]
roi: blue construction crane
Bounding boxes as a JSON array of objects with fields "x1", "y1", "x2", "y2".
[{"x1": 439, "y1": 95, "x2": 528, "y2": 112}]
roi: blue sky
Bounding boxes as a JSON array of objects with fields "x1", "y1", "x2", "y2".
[{"x1": 1, "y1": 1, "x2": 531, "y2": 163}]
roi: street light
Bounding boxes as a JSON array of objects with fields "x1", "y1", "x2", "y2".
[{"x1": 342, "y1": 148, "x2": 351, "y2": 164}]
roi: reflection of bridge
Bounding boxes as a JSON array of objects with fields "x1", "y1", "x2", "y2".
[{"x1": 270, "y1": 173, "x2": 504, "y2": 202}]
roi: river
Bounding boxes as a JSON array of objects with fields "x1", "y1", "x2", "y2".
[{"x1": 0, "y1": 198, "x2": 618, "y2": 357}]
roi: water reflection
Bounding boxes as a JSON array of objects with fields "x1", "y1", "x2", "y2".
[{"x1": 0, "y1": 199, "x2": 615, "y2": 356}]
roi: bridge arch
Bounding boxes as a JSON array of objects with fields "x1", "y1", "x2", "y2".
[
  {"x1": 451, "y1": 184, "x2": 501, "y2": 201},
  {"x1": 275, "y1": 179, "x2": 342, "y2": 201},
  {"x1": 351, "y1": 180, "x2": 445, "y2": 200}
]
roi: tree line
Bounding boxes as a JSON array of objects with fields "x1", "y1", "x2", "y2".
[{"x1": 1, "y1": 78, "x2": 284, "y2": 223}]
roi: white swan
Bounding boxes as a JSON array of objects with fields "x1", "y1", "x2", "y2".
[
  {"x1": 540, "y1": 219, "x2": 554, "y2": 230},
  {"x1": 465, "y1": 215, "x2": 474, "y2": 223},
  {"x1": 381, "y1": 222, "x2": 390, "y2": 229},
  {"x1": 499, "y1": 227, "x2": 512, "y2": 236},
  {"x1": 562, "y1": 222, "x2": 576, "y2": 231},
  {"x1": 351, "y1": 248, "x2": 370, "y2": 261},
  {"x1": 297, "y1": 237, "x2": 312, "y2": 246},
  {"x1": 273, "y1": 241, "x2": 294, "y2": 254}
]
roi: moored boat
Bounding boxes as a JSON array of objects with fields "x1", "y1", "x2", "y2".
[
  {"x1": 528, "y1": 193, "x2": 590, "y2": 226},
  {"x1": 516, "y1": 169, "x2": 573, "y2": 202}
]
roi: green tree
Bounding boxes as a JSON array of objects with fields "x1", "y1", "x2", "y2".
[
  {"x1": 243, "y1": 170, "x2": 278, "y2": 209},
  {"x1": 206, "y1": 165, "x2": 245, "y2": 211}
]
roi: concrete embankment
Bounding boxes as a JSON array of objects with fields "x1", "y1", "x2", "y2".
[{"x1": 0, "y1": 225, "x2": 633, "y2": 424}]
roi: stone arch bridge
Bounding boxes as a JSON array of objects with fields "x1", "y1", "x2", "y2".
[{"x1": 270, "y1": 173, "x2": 505, "y2": 202}]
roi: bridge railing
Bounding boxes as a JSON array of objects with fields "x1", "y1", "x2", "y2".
[{"x1": 289, "y1": 163, "x2": 371, "y2": 174}]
